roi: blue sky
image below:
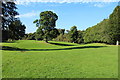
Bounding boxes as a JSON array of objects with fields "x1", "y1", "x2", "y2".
[{"x1": 16, "y1": 1, "x2": 118, "y2": 33}]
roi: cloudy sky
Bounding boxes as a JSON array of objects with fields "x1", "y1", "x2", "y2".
[{"x1": 15, "y1": 0, "x2": 119, "y2": 33}]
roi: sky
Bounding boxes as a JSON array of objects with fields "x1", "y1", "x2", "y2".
[{"x1": 15, "y1": 0, "x2": 119, "y2": 33}]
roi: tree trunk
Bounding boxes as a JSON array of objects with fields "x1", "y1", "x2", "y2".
[
  {"x1": 45, "y1": 37, "x2": 48, "y2": 43},
  {"x1": 45, "y1": 39, "x2": 48, "y2": 43}
]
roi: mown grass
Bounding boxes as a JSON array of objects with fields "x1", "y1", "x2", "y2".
[{"x1": 1, "y1": 40, "x2": 118, "y2": 78}]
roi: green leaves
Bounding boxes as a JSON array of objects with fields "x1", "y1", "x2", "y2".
[
  {"x1": 8, "y1": 20, "x2": 26, "y2": 40},
  {"x1": 68, "y1": 26, "x2": 78, "y2": 43},
  {"x1": 33, "y1": 19, "x2": 40, "y2": 27},
  {"x1": 33, "y1": 19, "x2": 38, "y2": 23},
  {"x1": 84, "y1": 6, "x2": 120, "y2": 44},
  {"x1": 108, "y1": 6, "x2": 120, "y2": 44},
  {"x1": 33, "y1": 11, "x2": 58, "y2": 42},
  {"x1": 2, "y1": 1, "x2": 25, "y2": 41}
]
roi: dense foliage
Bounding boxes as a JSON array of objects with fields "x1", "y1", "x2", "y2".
[
  {"x1": 55, "y1": 27, "x2": 84, "y2": 44},
  {"x1": 68, "y1": 26, "x2": 78, "y2": 43},
  {"x1": 84, "y1": 19, "x2": 110, "y2": 44},
  {"x1": 77, "y1": 30, "x2": 84, "y2": 44},
  {"x1": 55, "y1": 33, "x2": 70, "y2": 42},
  {"x1": 33, "y1": 11, "x2": 58, "y2": 43},
  {"x1": 84, "y1": 6, "x2": 120, "y2": 44},
  {"x1": 5, "y1": 6, "x2": 120, "y2": 44},
  {"x1": 8, "y1": 20, "x2": 26, "y2": 40},
  {"x1": 1, "y1": 1, "x2": 26, "y2": 41},
  {"x1": 108, "y1": 6, "x2": 120, "y2": 44},
  {"x1": 32, "y1": 6, "x2": 120, "y2": 45}
]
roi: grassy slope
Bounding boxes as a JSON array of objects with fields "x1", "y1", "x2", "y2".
[{"x1": 1, "y1": 40, "x2": 118, "y2": 78}]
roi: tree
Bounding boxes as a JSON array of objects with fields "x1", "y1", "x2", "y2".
[
  {"x1": 1, "y1": 1, "x2": 19, "y2": 41},
  {"x1": 33, "y1": 11, "x2": 58, "y2": 43},
  {"x1": 2, "y1": 1, "x2": 19, "y2": 30},
  {"x1": 8, "y1": 20, "x2": 26, "y2": 40},
  {"x1": 68, "y1": 26, "x2": 78, "y2": 43},
  {"x1": 108, "y1": 6, "x2": 120, "y2": 44}
]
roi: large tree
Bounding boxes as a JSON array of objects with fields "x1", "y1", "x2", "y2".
[
  {"x1": 1, "y1": 1, "x2": 26, "y2": 41},
  {"x1": 1, "y1": 1, "x2": 19, "y2": 41},
  {"x1": 2, "y1": 1, "x2": 19, "y2": 30},
  {"x1": 33, "y1": 11, "x2": 58, "y2": 43}
]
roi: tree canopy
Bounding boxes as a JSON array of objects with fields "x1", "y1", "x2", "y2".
[
  {"x1": 84, "y1": 6, "x2": 120, "y2": 44},
  {"x1": 33, "y1": 11, "x2": 58, "y2": 42},
  {"x1": 1, "y1": 1, "x2": 26, "y2": 41},
  {"x1": 68, "y1": 26, "x2": 78, "y2": 43}
]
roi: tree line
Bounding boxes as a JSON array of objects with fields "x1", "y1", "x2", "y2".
[
  {"x1": 84, "y1": 6, "x2": 120, "y2": 44},
  {"x1": 1, "y1": 1, "x2": 120, "y2": 45},
  {"x1": 24, "y1": 5, "x2": 120, "y2": 45}
]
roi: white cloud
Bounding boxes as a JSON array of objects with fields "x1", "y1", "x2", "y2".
[
  {"x1": 15, "y1": 11, "x2": 40, "y2": 18},
  {"x1": 14, "y1": 0, "x2": 119, "y2": 5},
  {"x1": 15, "y1": 10, "x2": 57, "y2": 18},
  {"x1": 93, "y1": 4, "x2": 103, "y2": 7},
  {"x1": 93, "y1": 3, "x2": 107, "y2": 7}
]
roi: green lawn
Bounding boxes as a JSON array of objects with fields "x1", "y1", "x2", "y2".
[{"x1": 1, "y1": 40, "x2": 118, "y2": 78}]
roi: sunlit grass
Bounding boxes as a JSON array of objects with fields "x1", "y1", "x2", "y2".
[{"x1": 1, "y1": 40, "x2": 118, "y2": 78}]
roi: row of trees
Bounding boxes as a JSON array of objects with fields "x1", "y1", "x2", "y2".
[
  {"x1": 55, "y1": 26, "x2": 84, "y2": 44},
  {"x1": 1, "y1": 1, "x2": 26, "y2": 41},
  {"x1": 25, "y1": 5, "x2": 120, "y2": 45},
  {"x1": 23, "y1": 29, "x2": 64, "y2": 41},
  {"x1": 1, "y1": 1, "x2": 119, "y2": 45},
  {"x1": 26, "y1": 11, "x2": 83, "y2": 44},
  {"x1": 31, "y1": 6, "x2": 120, "y2": 44},
  {"x1": 84, "y1": 6, "x2": 120, "y2": 44},
  {"x1": 24, "y1": 25, "x2": 84, "y2": 44},
  {"x1": 56, "y1": 6, "x2": 120, "y2": 45}
]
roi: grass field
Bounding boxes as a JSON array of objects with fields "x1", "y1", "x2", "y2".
[{"x1": 1, "y1": 40, "x2": 118, "y2": 78}]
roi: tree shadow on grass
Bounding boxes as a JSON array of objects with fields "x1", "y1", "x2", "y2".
[
  {"x1": 1, "y1": 46, "x2": 107, "y2": 51},
  {"x1": 48, "y1": 42, "x2": 75, "y2": 46},
  {"x1": 3, "y1": 41, "x2": 17, "y2": 43},
  {"x1": 1, "y1": 46, "x2": 27, "y2": 51}
]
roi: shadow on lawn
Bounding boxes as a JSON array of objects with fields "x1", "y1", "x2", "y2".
[
  {"x1": 3, "y1": 41, "x2": 16, "y2": 43},
  {"x1": 1, "y1": 46, "x2": 26, "y2": 51},
  {"x1": 1, "y1": 46, "x2": 107, "y2": 51},
  {"x1": 49, "y1": 42, "x2": 75, "y2": 46}
]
